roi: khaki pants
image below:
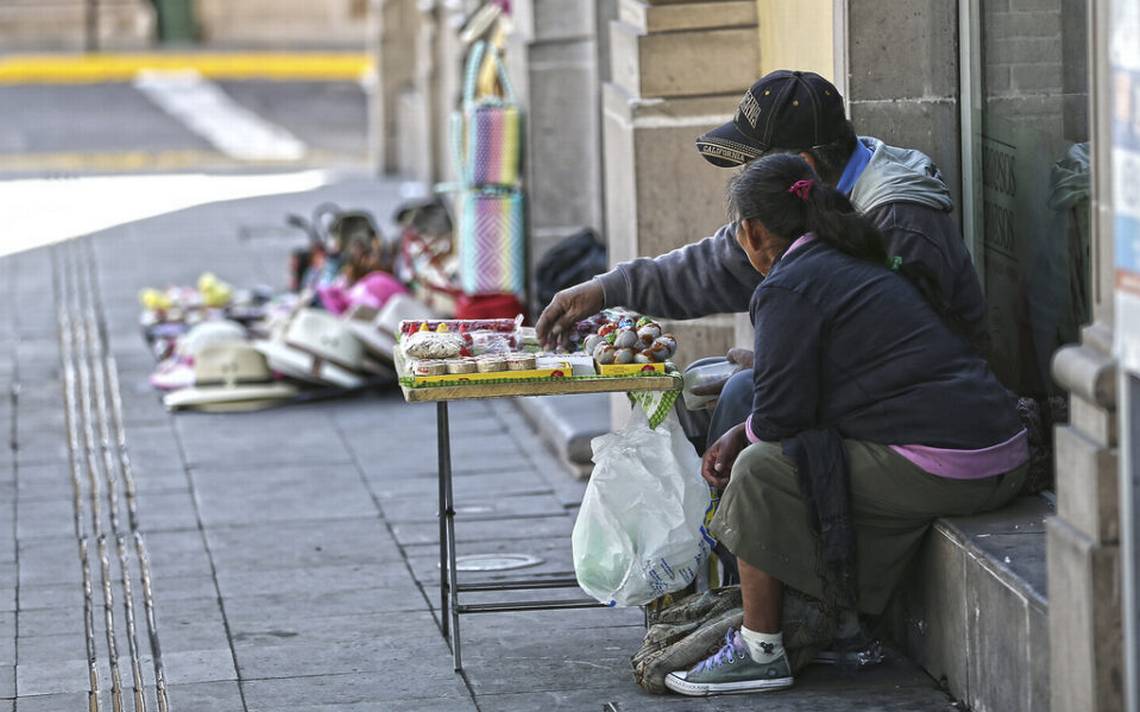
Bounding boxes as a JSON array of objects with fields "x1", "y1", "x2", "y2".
[{"x1": 709, "y1": 440, "x2": 1027, "y2": 614}]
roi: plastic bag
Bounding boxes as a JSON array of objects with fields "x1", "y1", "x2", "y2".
[{"x1": 572, "y1": 409, "x2": 712, "y2": 607}]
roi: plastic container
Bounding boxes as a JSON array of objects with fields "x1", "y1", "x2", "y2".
[{"x1": 682, "y1": 359, "x2": 739, "y2": 410}]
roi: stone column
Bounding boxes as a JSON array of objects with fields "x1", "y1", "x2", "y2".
[
  {"x1": 431, "y1": 0, "x2": 470, "y2": 185},
  {"x1": 509, "y1": 0, "x2": 605, "y2": 289},
  {"x1": 386, "y1": 0, "x2": 440, "y2": 185},
  {"x1": 602, "y1": 0, "x2": 759, "y2": 371},
  {"x1": 1047, "y1": 1, "x2": 1123, "y2": 708},
  {"x1": 376, "y1": 0, "x2": 419, "y2": 176}
]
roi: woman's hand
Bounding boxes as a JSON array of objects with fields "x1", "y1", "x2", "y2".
[{"x1": 701, "y1": 423, "x2": 749, "y2": 490}]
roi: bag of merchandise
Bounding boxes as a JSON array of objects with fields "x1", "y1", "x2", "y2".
[{"x1": 572, "y1": 409, "x2": 712, "y2": 607}]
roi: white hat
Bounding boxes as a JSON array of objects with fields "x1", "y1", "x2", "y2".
[
  {"x1": 178, "y1": 320, "x2": 246, "y2": 356},
  {"x1": 255, "y1": 308, "x2": 366, "y2": 388},
  {"x1": 342, "y1": 304, "x2": 398, "y2": 364},
  {"x1": 150, "y1": 320, "x2": 248, "y2": 391},
  {"x1": 163, "y1": 342, "x2": 297, "y2": 411}
]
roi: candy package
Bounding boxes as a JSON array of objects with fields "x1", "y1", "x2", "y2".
[
  {"x1": 402, "y1": 331, "x2": 466, "y2": 359},
  {"x1": 398, "y1": 316, "x2": 522, "y2": 336}
]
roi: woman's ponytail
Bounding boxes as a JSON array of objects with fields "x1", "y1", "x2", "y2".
[{"x1": 801, "y1": 182, "x2": 886, "y2": 266}]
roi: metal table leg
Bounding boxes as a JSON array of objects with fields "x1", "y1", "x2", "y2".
[
  {"x1": 436, "y1": 402, "x2": 450, "y2": 642},
  {"x1": 433, "y1": 399, "x2": 606, "y2": 674},
  {"x1": 437, "y1": 401, "x2": 463, "y2": 670}
]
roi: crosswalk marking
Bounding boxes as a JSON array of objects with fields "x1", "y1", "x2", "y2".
[{"x1": 134, "y1": 69, "x2": 307, "y2": 162}]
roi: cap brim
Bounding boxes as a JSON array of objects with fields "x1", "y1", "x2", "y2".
[{"x1": 695, "y1": 120, "x2": 766, "y2": 168}]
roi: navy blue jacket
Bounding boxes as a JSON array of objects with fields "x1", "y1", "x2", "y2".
[{"x1": 749, "y1": 239, "x2": 1019, "y2": 449}]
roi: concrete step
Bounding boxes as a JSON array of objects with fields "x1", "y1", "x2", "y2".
[
  {"x1": 887, "y1": 494, "x2": 1053, "y2": 712},
  {"x1": 513, "y1": 393, "x2": 611, "y2": 479}
]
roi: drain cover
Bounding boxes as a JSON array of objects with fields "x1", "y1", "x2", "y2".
[{"x1": 448, "y1": 553, "x2": 544, "y2": 572}]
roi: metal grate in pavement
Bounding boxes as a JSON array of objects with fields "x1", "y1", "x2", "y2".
[{"x1": 53, "y1": 238, "x2": 169, "y2": 712}]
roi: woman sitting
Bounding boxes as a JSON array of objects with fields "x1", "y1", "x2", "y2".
[{"x1": 665, "y1": 154, "x2": 1028, "y2": 697}]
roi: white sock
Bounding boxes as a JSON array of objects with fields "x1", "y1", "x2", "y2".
[{"x1": 740, "y1": 626, "x2": 784, "y2": 663}]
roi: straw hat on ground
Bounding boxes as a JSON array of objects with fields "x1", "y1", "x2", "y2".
[
  {"x1": 163, "y1": 342, "x2": 297, "y2": 412},
  {"x1": 255, "y1": 308, "x2": 366, "y2": 388}
]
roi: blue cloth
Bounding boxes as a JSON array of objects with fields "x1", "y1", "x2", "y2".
[
  {"x1": 748, "y1": 240, "x2": 1021, "y2": 450},
  {"x1": 836, "y1": 140, "x2": 874, "y2": 196}
]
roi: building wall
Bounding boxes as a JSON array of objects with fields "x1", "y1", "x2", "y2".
[
  {"x1": 195, "y1": 0, "x2": 370, "y2": 48},
  {"x1": 755, "y1": 0, "x2": 833, "y2": 78},
  {"x1": 846, "y1": 0, "x2": 961, "y2": 212},
  {"x1": 0, "y1": 0, "x2": 155, "y2": 50}
]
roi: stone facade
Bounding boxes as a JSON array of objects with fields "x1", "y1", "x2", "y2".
[
  {"x1": 602, "y1": 0, "x2": 760, "y2": 372},
  {"x1": 510, "y1": 0, "x2": 605, "y2": 285},
  {"x1": 1046, "y1": 0, "x2": 1124, "y2": 708},
  {"x1": 0, "y1": 0, "x2": 155, "y2": 50},
  {"x1": 195, "y1": 0, "x2": 370, "y2": 48}
]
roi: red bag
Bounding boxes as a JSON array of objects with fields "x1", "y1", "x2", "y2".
[{"x1": 455, "y1": 293, "x2": 527, "y2": 321}]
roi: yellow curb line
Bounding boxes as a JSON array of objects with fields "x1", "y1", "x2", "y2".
[
  {"x1": 0, "y1": 149, "x2": 360, "y2": 173},
  {"x1": 0, "y1": 53, "x2": 373, "y2": 84}
]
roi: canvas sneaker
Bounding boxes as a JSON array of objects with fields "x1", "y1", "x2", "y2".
[{"x1": 664, "y1": 629, "x2": 794, "y2": 697}]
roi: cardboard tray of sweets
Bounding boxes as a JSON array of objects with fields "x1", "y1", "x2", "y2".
[{"x1": 396, "y1": 353, "x2": 680, "y2": 403}]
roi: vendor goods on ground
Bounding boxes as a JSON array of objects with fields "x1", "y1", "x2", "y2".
[
  {"x1": 255, "y1": 308, "x2": 367, "y2": 389},
  {"x1": 163, "y1": 342, "x2": 298, "y2": 412}
]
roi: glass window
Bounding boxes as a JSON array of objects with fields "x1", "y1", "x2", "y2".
[{"x1": 975, "y1": 0, "x2": 1090, "y2": 399}]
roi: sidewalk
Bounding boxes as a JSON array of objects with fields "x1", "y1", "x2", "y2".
[{"x1": 0, "y1": 176, "x2": 955, "y2": 710}]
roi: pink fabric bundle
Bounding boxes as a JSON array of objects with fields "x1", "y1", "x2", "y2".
[{"x1": 318, "y1": 271, "x2": 408, "y2": 315}]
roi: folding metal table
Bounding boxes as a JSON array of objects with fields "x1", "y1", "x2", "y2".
[{"x1": 400, "y1": 374, "x2": 680, "y2": 671}]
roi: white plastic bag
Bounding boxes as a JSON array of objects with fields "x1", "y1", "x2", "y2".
[{"x1": 572, "y1": 409, "x2": 712, "y2": 607}]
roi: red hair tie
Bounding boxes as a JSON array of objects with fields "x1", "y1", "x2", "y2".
[{"x1": 787, "y1": 179, "x2": 814, "y2": 202}]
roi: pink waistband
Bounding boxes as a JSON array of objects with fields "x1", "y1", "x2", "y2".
[
  {"x1": 890, "y1": 429, "x2": 1029, "y2": 480},
  {"x1": 745, "y1": 416, "x2": 1029, "y2": 480}
]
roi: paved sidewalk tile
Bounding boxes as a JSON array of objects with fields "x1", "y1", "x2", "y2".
[
  {"x1": 166, "y1": 680, "x2": 245, "y2": 711},
  {"x1": 206, "y1": 518, "x2": 402, "y2": 572},
  {"x1": 241, "y1": 671, "x2": 470, "y2": 710}
]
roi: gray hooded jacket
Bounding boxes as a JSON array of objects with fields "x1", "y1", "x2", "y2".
[{"x1": 593, "y1": 137, "x2": 989, "y2": 354}]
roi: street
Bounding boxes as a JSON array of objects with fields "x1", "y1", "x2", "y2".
[{"x1": 0, "y1": 76, "x2": 369, "y2": 177}]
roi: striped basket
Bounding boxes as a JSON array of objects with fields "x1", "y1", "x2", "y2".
[
  {"x1": 458, "y1": 189, "x2": 525, "y2": 296},
  {"x1": 467, "y1": 103, "x2": 521, "y2": 187}
]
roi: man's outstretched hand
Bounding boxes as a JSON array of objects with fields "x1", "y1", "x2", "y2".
[{"x1": 535, "y1": 281, "x2": 605, "y2": 348}]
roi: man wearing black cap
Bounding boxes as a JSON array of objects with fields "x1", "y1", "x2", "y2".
[{"x1": 536, "y1": 69, "x2": 987, "y2": 450}]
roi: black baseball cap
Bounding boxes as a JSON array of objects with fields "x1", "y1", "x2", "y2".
[{"x1": 696, "y1": 70, "x2": 848, "y2": 168}]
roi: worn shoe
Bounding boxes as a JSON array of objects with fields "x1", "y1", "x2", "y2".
[{"x1": 664, "y1": 629, "x2": 794, "y2": 696}]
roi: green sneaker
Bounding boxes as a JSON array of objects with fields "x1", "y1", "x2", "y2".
[{"x1": 664, "y1": 629, "x2": 794, "y2": 696}]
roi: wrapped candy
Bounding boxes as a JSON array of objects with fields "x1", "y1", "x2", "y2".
[
  {"x1": 637, "y1": 323, "x2": 662, "y2": 341},
  {"x1": 614, "y1": 328, "x2": 639, "y2": 349}
]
